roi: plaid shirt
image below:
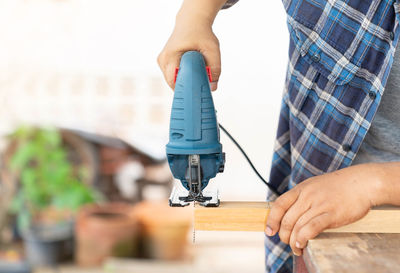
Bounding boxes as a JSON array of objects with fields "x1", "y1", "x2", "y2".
[{"x1": 225, "y1": 0, "x2": 399, "y2": 272}]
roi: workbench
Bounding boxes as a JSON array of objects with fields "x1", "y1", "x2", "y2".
[{"x1": 300, "y1": 233, "x2": 400, "y2": 273}]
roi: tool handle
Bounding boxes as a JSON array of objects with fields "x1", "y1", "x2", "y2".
[
  {"x1": 166, "y1": 51, "x2": 222, "y2": 155},
  {"x1": 174, "y1": 64, "x2": 212, "y2": 84}
]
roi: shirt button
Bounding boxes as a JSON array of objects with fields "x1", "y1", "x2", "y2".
[
  {"x1": 368, "y1": 91, "x2": 376, "y2": 100},
  {"x1": 311, "y1": 53, "x2": 321, "y2": 62},
  {"x1": 390, "y1": 31, "x2": 395, "y2": 41},
  {"x1": 342, "y1": 144, "x2": 352, "y2": 152}
]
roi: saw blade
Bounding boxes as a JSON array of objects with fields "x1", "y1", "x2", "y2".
[{"x1": 193, "y1": 201, "x2": 196, "y2": 244}]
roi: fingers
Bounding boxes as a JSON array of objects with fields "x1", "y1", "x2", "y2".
[
  {"x1": 291, "y1": 212, "x2": 332, "y2": 254},
  {"x1": 157, "y1": 51, "x2": 181, "y2": 90},
  {"x1": 278, "y1": 201, "x2": 310, "y2": 245},
  {"x1": 289, "y1": 208, "x2": 321, "y2": 255},
  {"x1": 157, "y1": 34, "x2": 221, "y2": 92},
  {"x1": 201, "y1": 46, "x2": 221, "y2": 91},
  {"x1": 265, "y1": 189, "x2": 300, "y2": 237},
  {"x1": 158, "y1": 48, "x2": 221, "y2": 91}
]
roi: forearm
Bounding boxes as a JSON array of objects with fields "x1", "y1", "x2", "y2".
[
  {"x1": 176, "y1": 0, "x2": 228, "y2": 26},
  {"x1": 373, "y1": 162, "x2": 400, "y2": 206}
]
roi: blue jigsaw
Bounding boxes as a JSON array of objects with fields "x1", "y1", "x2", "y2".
[{"x1": 166, "y1": 51, "x2": 225, "y2": 207}]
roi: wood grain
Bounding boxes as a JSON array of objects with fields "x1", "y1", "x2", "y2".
[
  {"x1": 194, "y1": 202, "x2": 400, "y2": 233},
  {"x1": 303, "y1": 233, "x2": 400, "y2": 273},
  {"x1": 194, "y1": 202, "x2": 271, "y2": 232}
]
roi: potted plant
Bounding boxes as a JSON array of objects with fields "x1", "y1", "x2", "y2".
[{"x1": 7, "y1": 126, "x2": 99, "y2": 266}]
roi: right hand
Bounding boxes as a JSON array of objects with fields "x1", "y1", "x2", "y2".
[{"x1": 157, "y1": 16, "x2": 221, "y2": 91}]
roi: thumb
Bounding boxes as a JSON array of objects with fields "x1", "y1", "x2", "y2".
[{"x1": 202, "y1": 48, "x2": 221, "y2": 91}]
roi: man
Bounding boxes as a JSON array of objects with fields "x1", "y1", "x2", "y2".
[{"x1": 158, "y1": 0, "x2": 400, "y2": 272}]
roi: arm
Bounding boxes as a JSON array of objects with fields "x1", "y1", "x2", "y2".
[
  {"x1": 375, "y1": 162, "x2": 400, "y2": 206},
  {"x1": 178, "y1": 0, "x2": 227, "y2": 24},
  {"x1": 265, "y1": 162, "x2": 400, "y2": 256},
  {"x1": 157, "y1": 0, "x2": 228, "y2": 91}
]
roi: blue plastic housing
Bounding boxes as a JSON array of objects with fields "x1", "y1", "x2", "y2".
[{"x1": 166, "y1": 51, "x2": 224, "y2": 190}]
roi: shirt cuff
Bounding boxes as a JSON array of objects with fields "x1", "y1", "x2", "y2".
[{"x1": 221, "y1": 0, "x2": 239, "y2": 9}]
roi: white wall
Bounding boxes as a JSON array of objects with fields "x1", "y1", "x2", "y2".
[
  {"x1": 0, "y1": 0, "x2": 288, "y2": 201},
  {"x1": 212, "y1": 0, "x2": 289, "y2": 200}
]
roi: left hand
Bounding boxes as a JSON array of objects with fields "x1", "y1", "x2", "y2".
[{"x1": 265, "y1": 163, "x2": 383, "y2": 256}]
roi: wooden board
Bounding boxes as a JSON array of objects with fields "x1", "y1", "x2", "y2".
[
  {"x1": 303, "y1": 233, "x2": 400, "y2": 273},
  {"x1": 194, "y1": 202, "x2": 271, "y2": 232},
  {"x1": 194, "y1": 202, "x2": 400, "y2": 233}
]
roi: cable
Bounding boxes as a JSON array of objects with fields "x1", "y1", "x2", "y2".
[{"x1": 219, "y1": 123, "x2": 280, "y2": 196}]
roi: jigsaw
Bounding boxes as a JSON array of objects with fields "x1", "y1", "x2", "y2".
[{"x1": 166, "y1": 51, "x2": 225, "y2": 207}]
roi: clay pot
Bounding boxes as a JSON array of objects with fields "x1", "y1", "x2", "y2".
[
  {"x1": 75, "y1": 203, "x2": 138, "y2": 266},
  {"x1": 134, "y1": 201, "x2": 192, "y2": 260}
]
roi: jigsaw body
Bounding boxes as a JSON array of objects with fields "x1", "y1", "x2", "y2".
[{"x1": 166, "y1": 51, "x2": 225, "y2": 207}]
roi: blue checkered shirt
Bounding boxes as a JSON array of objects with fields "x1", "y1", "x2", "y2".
[{"x1": 225, "y1": 0, "x2": 399, "y2": 272}]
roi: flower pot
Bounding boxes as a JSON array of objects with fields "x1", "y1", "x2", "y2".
[
  {"x1": 0, "y1": 260, "x2": 31, "y2": 273},
  {"x1": 134, "y1": 201, "x2": 192, "y2": 260},
  {"x1": 21, "y1": 220, "x2": 74, "y2": 267},
  {"x1": 75, "y1": 203, "x2": 138, "y2": 266}
]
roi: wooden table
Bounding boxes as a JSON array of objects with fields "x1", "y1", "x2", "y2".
[{"x1": 302, "y1": 233, "x2": 400, "y2": 273}]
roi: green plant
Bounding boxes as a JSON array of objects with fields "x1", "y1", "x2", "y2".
[{"x1": 9, "y1": 126, "x2": 98, "y2": 230}]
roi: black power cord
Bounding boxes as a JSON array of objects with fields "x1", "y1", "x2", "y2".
[{"x1": 219, "y1": 123, "x2": 280, "y2": 196}]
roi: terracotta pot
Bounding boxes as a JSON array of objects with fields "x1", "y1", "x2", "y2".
[
  {"x1": 75, "y1": 203, "x2": 138, "y2": 266},
  {"x1": 133, "y1": 201, "x2": 192, "y2": 260}
]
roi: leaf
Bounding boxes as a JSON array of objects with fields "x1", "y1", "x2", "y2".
[{"x1": 10, "y1": 142, "x2": 36, "y2": 171}]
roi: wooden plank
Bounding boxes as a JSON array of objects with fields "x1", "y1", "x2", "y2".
[
  {"x1": 303, "y1": 233, "x2": 400, "y2": 273},
  {"x1": 194, "y1": 201, "x2": 271, "y2": 232},
  {"x1": 325, "y1": 206, "x2": 400, "y2": 233},
  {"x1": 194, "y1": 202, "x2": 400, "y2": 233}
]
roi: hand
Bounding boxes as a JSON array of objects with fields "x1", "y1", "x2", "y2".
[
  {"x1": 265, "y1": 163, "x2": 384, "y2": 256},
  {"x1": 157, "y1": 3, "x2": 222, "y2": 91}
]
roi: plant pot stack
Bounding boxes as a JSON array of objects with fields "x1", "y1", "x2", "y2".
[
  {"x1": 134, "y1": 200, "x2": 192, "y2": 260},
  {"x1": 75, "y1": 203, "x2": 138, "y2": 266}
]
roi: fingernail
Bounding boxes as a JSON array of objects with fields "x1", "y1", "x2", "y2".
[
  {"x1": 293, "y1": 251, "x2": 300, "y2": 256},
  {"x1": 295, "y1": 241, "x2": 301, "y2": 248},
  {"x1": 210, "y1": 82, "x2": 218, "y2": 91},
  {"x1": 265, "y1": 226, "x2": 273, "y2": 236}
]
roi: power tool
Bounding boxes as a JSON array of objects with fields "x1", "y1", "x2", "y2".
[{"x1": 166, "y1": 51, "x2": 225, "y2": 207}]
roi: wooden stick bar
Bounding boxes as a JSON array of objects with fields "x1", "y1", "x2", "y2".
[
  {"x1": 194, "y1": 202, "x2": 400, "y2": 233},
  {"x1": 195, "y1": 202, "x2": 271, "y2": 232}
]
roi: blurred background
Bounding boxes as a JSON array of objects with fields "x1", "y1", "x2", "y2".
[{"x1": 0, "y1": 0, "x2": 288, "y2": 272}]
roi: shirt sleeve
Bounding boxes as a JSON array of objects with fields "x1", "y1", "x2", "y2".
[{"x1": 221, "y1": 0, "x2": 239, "y2": 9}]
